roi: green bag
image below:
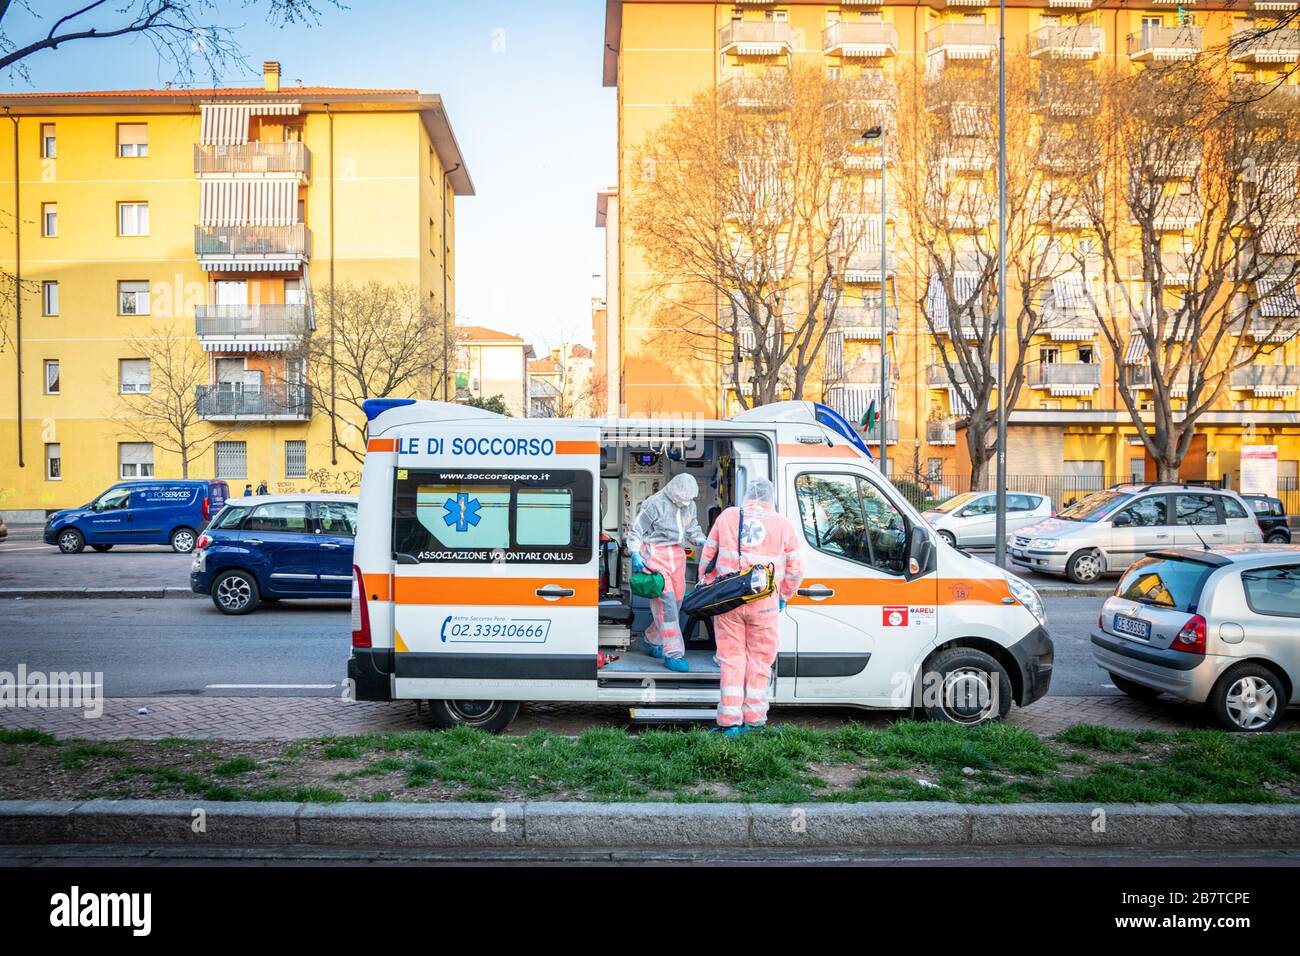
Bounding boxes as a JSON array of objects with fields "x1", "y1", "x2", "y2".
[{"x1": 630, "y1": 569, "x2": 665, "y2": 599}]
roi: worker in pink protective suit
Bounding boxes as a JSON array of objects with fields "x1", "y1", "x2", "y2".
[
  {"x1": 698, "y1": 478, "x2": 804, "y2": 735},
  {"x1": 627, "y1": 473, "x2": 707, "y2": 672}
]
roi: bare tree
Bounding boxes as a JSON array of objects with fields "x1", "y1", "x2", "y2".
[
  {"x1": 627, "y1": 62, "x2": 881, "y2": 410},
  {"x1": 0, "y1": 0, "x2": 337, "y2": 84},
  {"x1": 1077, "y1": 60, "x2": 1300, "y2": 481},
  {"x1": 112, "y1": 324, "x2": 231, "y2": 478},
  {"x1": 300, "y1": 280, "x2": 455, "y2": 465}
]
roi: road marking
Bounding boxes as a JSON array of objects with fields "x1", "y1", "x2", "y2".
[
  {"x1": 15, "y1": 683, "x2": 102, "y2": 689},
  {"x1": 0, "y1": 546, "x2": 57, "y2": 552},
  {"x1": 204, "y1": 683, "x2": 336, "y2": 690}
]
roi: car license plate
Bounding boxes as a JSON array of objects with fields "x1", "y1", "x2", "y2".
[
  {"x1": 1113, "y1": 614, "x2": 1150, "y2": 640},
  {"x1": 1010, "y1": 547, "x2": 1024, "y2": 558}
]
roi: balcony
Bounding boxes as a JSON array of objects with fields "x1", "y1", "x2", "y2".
[
  {"x1": 719, "y1": 20, "x2": 795, "y2": 55},
  {"x1": 823, "y1": 21, "x2": 898, "y2": 58},
  {"x1": 824, "y1": 385, "x2": 900, "y2": 443},
  {"x1": 194, "y1": 141, "x2": 310, "y2": 180},
  {"x1": 841, "y1": 244, "x2": 895, "y2": 282},
  {"x1": 1249, "y1": 316, "x2": 1300, "y2": 342},
  {"x1": 827, "y1": 74, "x2": 897, "y2": 139},
  {"x1": 1229, "y1": 27, "x2": 1300, "y2": 64},
  {"x1": 1030, "y1": 24, "x2": 1104, "y2": 59},
  {"x1": 927, "y1": 419, "x2": 958, "y2": 446},
  {"x1": 1146, "y1": 141, "x2": 1201, "y2": 180},
  {"x1": 195, "y1": 223, "x2": 310, "y2": 271},
  {"x1": 194, "y1": 303, "x2": 310, "y2": 348},
  {"x1": 718, "y1": 71, "x2": 791, "y2": 111},
  {"x1": 1127, "y1": 26, "x2": 1202, "y2": 62},
  {"x1": 928, "y1": 361, "x2": 996, "y2": 387},
  {"x1": 1232, "y1": 364, "x2": 1300, "y2": 396},
  {"x1": 195, "y1": 384, "x2": 312, "y2": 421},
  {"x1": 1033, "y1": 73, "x2": 1101, "y2": 116},
  {"x1": 832, "y1": 301, "x2": 899, "y2": 337},
  {"x1": 926, "y1": 23, "x2": 999, "y2": 69},
  {"x1": 1235, "y1": 80, "x2": 1300, "y2": 121},
  {"x1": 933, "y1": 191, "x2": 994, "y2": 230},
  {"x1": 1135, "y1": 193, "x2": 1202, "y2": 231},
  {"x1": 1033, "y1": 362, "x2": 1102, "y2": 395}
]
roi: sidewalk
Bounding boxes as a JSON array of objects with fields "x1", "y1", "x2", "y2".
[{"x1": 1, "y1": 693, "x2": 1275, "y2": 741}]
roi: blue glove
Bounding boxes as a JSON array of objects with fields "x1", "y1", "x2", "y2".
[
  {"x1": 631, "y1": 553, "x2": 647, "y2": 573},
  {"x1": 779, "y1": 599, "x2": 787, "y2": 611}
]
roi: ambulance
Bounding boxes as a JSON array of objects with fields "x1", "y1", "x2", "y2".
[{"x1": 346, "y1": 399, "x2": 1053, "y2": 731}]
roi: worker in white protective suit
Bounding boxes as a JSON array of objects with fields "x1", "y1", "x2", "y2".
[{"x1": 627, "y1": 473, "x2": 707, "y2": 672}]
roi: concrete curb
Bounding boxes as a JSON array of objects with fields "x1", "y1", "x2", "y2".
[
  {"x1": 1033, "y1": 585, "x2": 1113, "y2": 598},
  {"x1": 0, "y1": 587, "x2": 200, "y2": 600},
  {"x1": 1, "y1": 801, "x2": 1296, "y2": 849}
]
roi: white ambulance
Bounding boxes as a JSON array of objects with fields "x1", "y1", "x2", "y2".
[{"x1": 346, "y1": 399, "x2": 1053, "y2": 731}]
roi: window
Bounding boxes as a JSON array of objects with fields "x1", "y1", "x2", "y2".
[
  {"x1": 1176, "y1": 493, "x2": 1220, "y2": 526},
  {"x1": 119, "y1": 358, "x2": 150, "y2": 394},
  {"x1": 392, "y1": 467, "x2": 593, "y2": 564},
  {"x1": 1241, "y1": 564, "x2": 1300, "y2": 619},
  {"x1": 1116, "y1": 555, "x2": 1213, "y2": 611},
  {"x1": 118, "y1": 442, "x2": 154, "y2": 479},
  {"x1": 962, "y1": 495, "x2": 997, "y2": 516},
  {"x1": 1115, "y1": 494, "x2": 1168, "y2": 528},
  {"x1": 926, "y1": 458, "x2": 943, "y2": 482},
  {"x1": 1222, "y1": 496, "x2": 1250, "y2": 520},
  {"x1": 94, "y1": 486, "x2": 131, "y2": 510},
  {"x1": 795, "y1": 472, "x2": 908, "y2": 576},
  {"x1": 212, "y1": 506, "x2": 249, "y2": 530},
  {"x1": 116, "y1": 123, "x2": 148, "y2": 158},
  {"x1": 40, "y1": 123, "x2": 56, "y2": 159},
  {"x1": 45, "y1": 442, "x2": 61, "y2": 480},
  {"x1": 284, "y1": 440, "x2": 307, "y2": 479},
  {"x1": 118, "y1": 281, "x2": 151, "y2": 315},
  {"x1": 42, "y1": 203, "x2": 57, "y2": 237},
  {"x1": 43, "y1": 359, "x2": 59, "y2": 394},
  {"x1": 214, "y1": 440, "x2": 247, "y2": 479},
  {"x1": 1008, "y1": 494, "x2": 1039, "y2": 513},
  {"x1": 117, "y1": 202, "x2": 149, "y2": 236},
  {"x1": 316, "y1": 501, "x2": 358, "y2": 536},
  {"x1": 1129, "y1": 457, "x2": 1145, "y2": 483},
  {"x1": 42, "y1": 281, "x2": 59, "y2": 316},
  {"x1": 246, "y1": 501, "x2": 308, "y2": 533}
]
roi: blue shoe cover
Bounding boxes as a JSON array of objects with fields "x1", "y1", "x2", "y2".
[
  {"x1": 663, "y1": 656, "x2": 689, "y2": 672},
  {"x1": 643, "y1": 640, "x2": 663, "y2": 659}
]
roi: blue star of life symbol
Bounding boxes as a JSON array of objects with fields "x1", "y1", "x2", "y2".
[
  {"x1": 442, "y1": 493, "x2": 481, "y2": 533},
  {"x1": 739, "y1": 517, "x2": 766, "y2": 547}
]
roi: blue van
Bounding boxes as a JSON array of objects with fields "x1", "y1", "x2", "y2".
[{"x1": 44, "y1": 479, "x2": 229, "y2": 554}]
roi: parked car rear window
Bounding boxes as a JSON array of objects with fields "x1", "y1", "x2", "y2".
[
  {"x1": 1240, "y1": 564, "x2": 1300, "y2": 619},
  {"x1": 931, "y1": 492, "x2": 978, "y2": 514},
  {"x1": 1059, "y1": 490, "x2": 1128, "y2": 522},
  {"x1": 211, "y1": 506, "x2": 248, "y2": 530},
  {"x1": 1116, "y1": 556, "x2": 1215, "y2": 611},
  {"x1": 246, "y1": 501, "x2": 308, "y2": 533},
  {"x1": 1222, "y1": 496, "x2": 1250, "y2": 520}
]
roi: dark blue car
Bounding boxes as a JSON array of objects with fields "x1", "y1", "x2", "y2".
[
  {"x1": 190, "y1": 494, "x2": 357, "y2": 614},
  {"x1": 44, "y1": 479, "x2": 228, "y2": 554}
]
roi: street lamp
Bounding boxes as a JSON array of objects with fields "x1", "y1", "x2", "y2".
[
  {"x1": 995, "y1": 0, "x2": 1009, "y2": 568},
  {"x1": 862, "y1": 126, "x2": 889, "y2": 472}
]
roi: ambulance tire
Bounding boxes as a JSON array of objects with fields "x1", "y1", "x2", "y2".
[
  {"x1": 427, "y1": 699, "x2": 520, "y2": 733},
  {"x1": 920, "y1": 647, "x2": 1013, "y2": 726}
]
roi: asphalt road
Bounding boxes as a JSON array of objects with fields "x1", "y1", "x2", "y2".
[{"x1": 0, "y1": 595, "x2": 1112, "y2": 698}]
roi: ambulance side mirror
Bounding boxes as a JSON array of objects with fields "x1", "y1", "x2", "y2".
[{"x1": 904, "y1": 525, "x2": 935, "y2": 581}]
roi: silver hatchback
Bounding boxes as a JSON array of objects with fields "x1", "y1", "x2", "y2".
[{"x1": 1091, "y1": 546, "x2": 1300, "y2": 731}]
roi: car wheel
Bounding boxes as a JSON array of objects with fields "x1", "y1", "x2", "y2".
[
  {"x1": 426, "y1": 699, "x2": 520, "y2": 733},
  {"x1": 91, "y1": 544, "x2": 114, "y2": 553},
  {"x1": 1208, "y1": 663, "x2": 1286, "y2": 733},
  {"x1": 937, "y1": 530, "x2": 958, "y2": 549},
  {"x1": 212, "y1": 570, "x2": 259, "y2": 615},
  {"x1": 1266, "y1": 531, "x2": 1290, "y2": 544},
  {"x1": 919, "y1": 647, "x2": 1013, "y2": 726},
  {"x1": 1066, "y1": 549, "x2": 1104, "y2": 584},
  {"x1": 170, "y1": 526, "x2": 197, "y2": 554},
  {"x1": 57, "y1": 528, "x2": 85, "y2": 554},
  {"x1": 1108, "y1": 672, "x2": 1162, "y2": 700}
]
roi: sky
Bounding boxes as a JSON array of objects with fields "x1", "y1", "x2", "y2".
[{"x1": 6, "y1": 0, "x2": 616, "y2": 353}]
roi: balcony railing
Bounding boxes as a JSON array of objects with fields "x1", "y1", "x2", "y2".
[
  {"x1": 1249, "y1": 316, "x2": 1300, "y2": 342},
  {"x1": 1034, "y1": 362, "x2": 1102, "y2": 388},
  {"x1": 195, "y1": 223, "x2": 310, "y2": 262},
  {"x1": 1125, "y1": 365, "x2": 1153, "y2": 389},
  {"x1": 1030, "y1": 24, "x2": 1104, "y2": 59},
  {"x1": 823, "y1": 21, "x2": 899, "y2": 57},
  {"x1": 194, "y1": 141, "x2": 311, "y2": 178},
  {"x1": 1137, "y1": 194, "x2": 1202, "y2": 231},
  {"x1": 1235, "y1": 80, "x2": 1300, "y2": 120},
  {"x1": 823, "y1": 385, "x2": 899, "y2": 442},
  {"x1": 1232, "y1": 365, "x2": 1300, "y2": 391},
  {"x1": 719, "y1": 20, "x2": 795, "y2": 53},
  {"x1": 1229, "y1": 27, "x2": 1300, "y2": 64},
  {"x1": 195, "y1": 384, "x2": 312, "y2": 420},
  {"x1": 928, "y1": 361, "x2": 997, "y2": 387},
  {"x1": 833, "y1": 302, "x2": 899, "y2": 336},
  {"x1": 927, "y1": 419, "x2": 958, "y2": 445},
  {"x1": 1033, "y1": 74, "x2": 1101, "y2": 116},
  {"x1": 195, "y1": 303, "x2": 310, "y2": 338},
  {"x1": 926, "y1": 22, "x2": 1000, "y2": 57},
  {"x1": 1128, "y1": 26, "x2": 1202, "y2": 61},
  {"x1": 718, "y1": 71, "x2": 791, "y2": 111}
]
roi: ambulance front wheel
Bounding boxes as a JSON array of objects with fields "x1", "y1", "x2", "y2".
[
  {"x1": 427, "y1": 699, "x2": 520, "y2": 733},
  {"x1": 920, "y1": 647, "x2": 1013, "y2": 726}
]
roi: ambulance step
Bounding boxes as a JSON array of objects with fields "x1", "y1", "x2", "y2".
[{"x1": 629, "y1": 707, "x2": 719, "y2": 723}]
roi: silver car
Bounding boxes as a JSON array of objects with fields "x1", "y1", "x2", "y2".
[
  {"x1": 1091, "y1": 546, "x2": 1300, "y2": 731},
  {"x1": 1010, "y1": 483, "x2": 1261, "y2": 584},
  {"x1": 924, "y1": 491, "x2": 1053, "y2": 548}
]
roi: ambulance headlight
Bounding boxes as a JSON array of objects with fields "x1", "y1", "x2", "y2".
[{"x1": 1007, "y1": 576, "x2": 1045, "y2": 626}]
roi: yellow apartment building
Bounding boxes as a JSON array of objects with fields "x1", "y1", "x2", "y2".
[
  {"x1": 454, "y1": 325, "x2": 535, "y2": 416},
  {"x1": 599, "y1": 0, "x2": 1300, "y2": 492},
  {"x1": 0, "y1": 63, "x2": 472, "y2": 516}
]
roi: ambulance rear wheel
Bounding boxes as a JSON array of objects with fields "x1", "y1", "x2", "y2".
[
  {"x1": 427, "y1": 699, "x2": 519, "y2": 733},
  {"x1": 920, "y1": 647, "x2": 1013, "y2": 726}
]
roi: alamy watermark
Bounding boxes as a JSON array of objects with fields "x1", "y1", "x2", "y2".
[{"x1": 0, "y1": 665, "x2": 104, "y2": 719}]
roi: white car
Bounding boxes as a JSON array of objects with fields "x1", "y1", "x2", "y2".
[{"x1": 923, "y1": 491, "x2": 1054, "y2": 548}]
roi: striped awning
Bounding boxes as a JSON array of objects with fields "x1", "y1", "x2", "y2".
[
  {"x1": 949, "y1": 104, "x2": 989, "y2": 136},
  {"x1": 733, "y1": 42, "x2": 787, "y2": 55},
  {"x1": 1258, "y1": 274, "x2": 1300, "y2": 317},
  {"x1": 198, "y1": 259, "x2": 302, "y2": 272},
  {"x1": 1051, "y1": 273, "x2": 1088, "y2": 309},
  {"x1": 925, "y1": 273, "x2": 981, "y2": 324},
  {"x1": 1123, "y1": 336, "x2": 1149, "y2": 364},
  {"x1": 200, "y1": 102, "x2": 301, "y2": 146},
  {"x1": 200, "y1": 339, "x2": 296, "y2": 352},
  {"x1": 200, "y1": 180, "x2": 298, "y2": 226},
  {"x1": 947, "y1": 384, "x2": 971, "y2": 415}
]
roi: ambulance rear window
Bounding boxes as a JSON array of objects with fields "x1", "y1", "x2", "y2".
[{"x1": 392, "y1": 468, "x2": 592, "y2": 564}]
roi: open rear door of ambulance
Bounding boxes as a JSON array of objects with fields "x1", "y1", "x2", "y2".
[{"x1": 388, "y1": 424, "x2": 601, "y2": 707}]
